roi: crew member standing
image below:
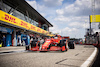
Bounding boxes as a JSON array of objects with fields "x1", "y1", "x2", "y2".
[{"x1": 39, "y1": 37, "x2": 44, "y2": 50}]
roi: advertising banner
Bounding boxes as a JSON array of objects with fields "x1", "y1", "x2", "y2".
[
  {"x1": 90, "y1": 15, "x2": 100, "y2": 22},
  {"x1": 0, "y1": 10, "x2": 30, "y2": 29},
  {"x1": 0, "y1": 10, "x2": 54, "y2": 36}
]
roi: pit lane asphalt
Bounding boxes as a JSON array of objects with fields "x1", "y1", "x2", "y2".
[{"x1": 0, "y1": 45, "x2": 96, "y2": 67}]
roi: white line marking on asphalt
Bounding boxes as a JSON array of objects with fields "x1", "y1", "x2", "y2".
[{"x1": 81, "y1": 47, "x2": 97, "y2": 67}]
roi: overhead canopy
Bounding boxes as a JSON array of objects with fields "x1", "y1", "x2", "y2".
[{"x1": 2, "y1": 0, "x2": 53, "y2": 27}]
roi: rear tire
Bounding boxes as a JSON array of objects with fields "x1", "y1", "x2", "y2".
[
  {"x1": 71, "y1": 44, "x2": 74, "y2": 49},
  {"x1": 70, "y1": 44, "x2": 75, "y2": 49}
]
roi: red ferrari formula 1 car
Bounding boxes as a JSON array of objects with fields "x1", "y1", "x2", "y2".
[{"x1": 30, "y1": 35, "x2": 75, "y2": 52}]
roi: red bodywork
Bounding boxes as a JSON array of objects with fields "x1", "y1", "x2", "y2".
[
  {"x1": 31, "y1": 36, "x2": 68, "y2": 51},
  {"x1": 41, "y1": 38, "x2": 61, "y2": 51}
]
